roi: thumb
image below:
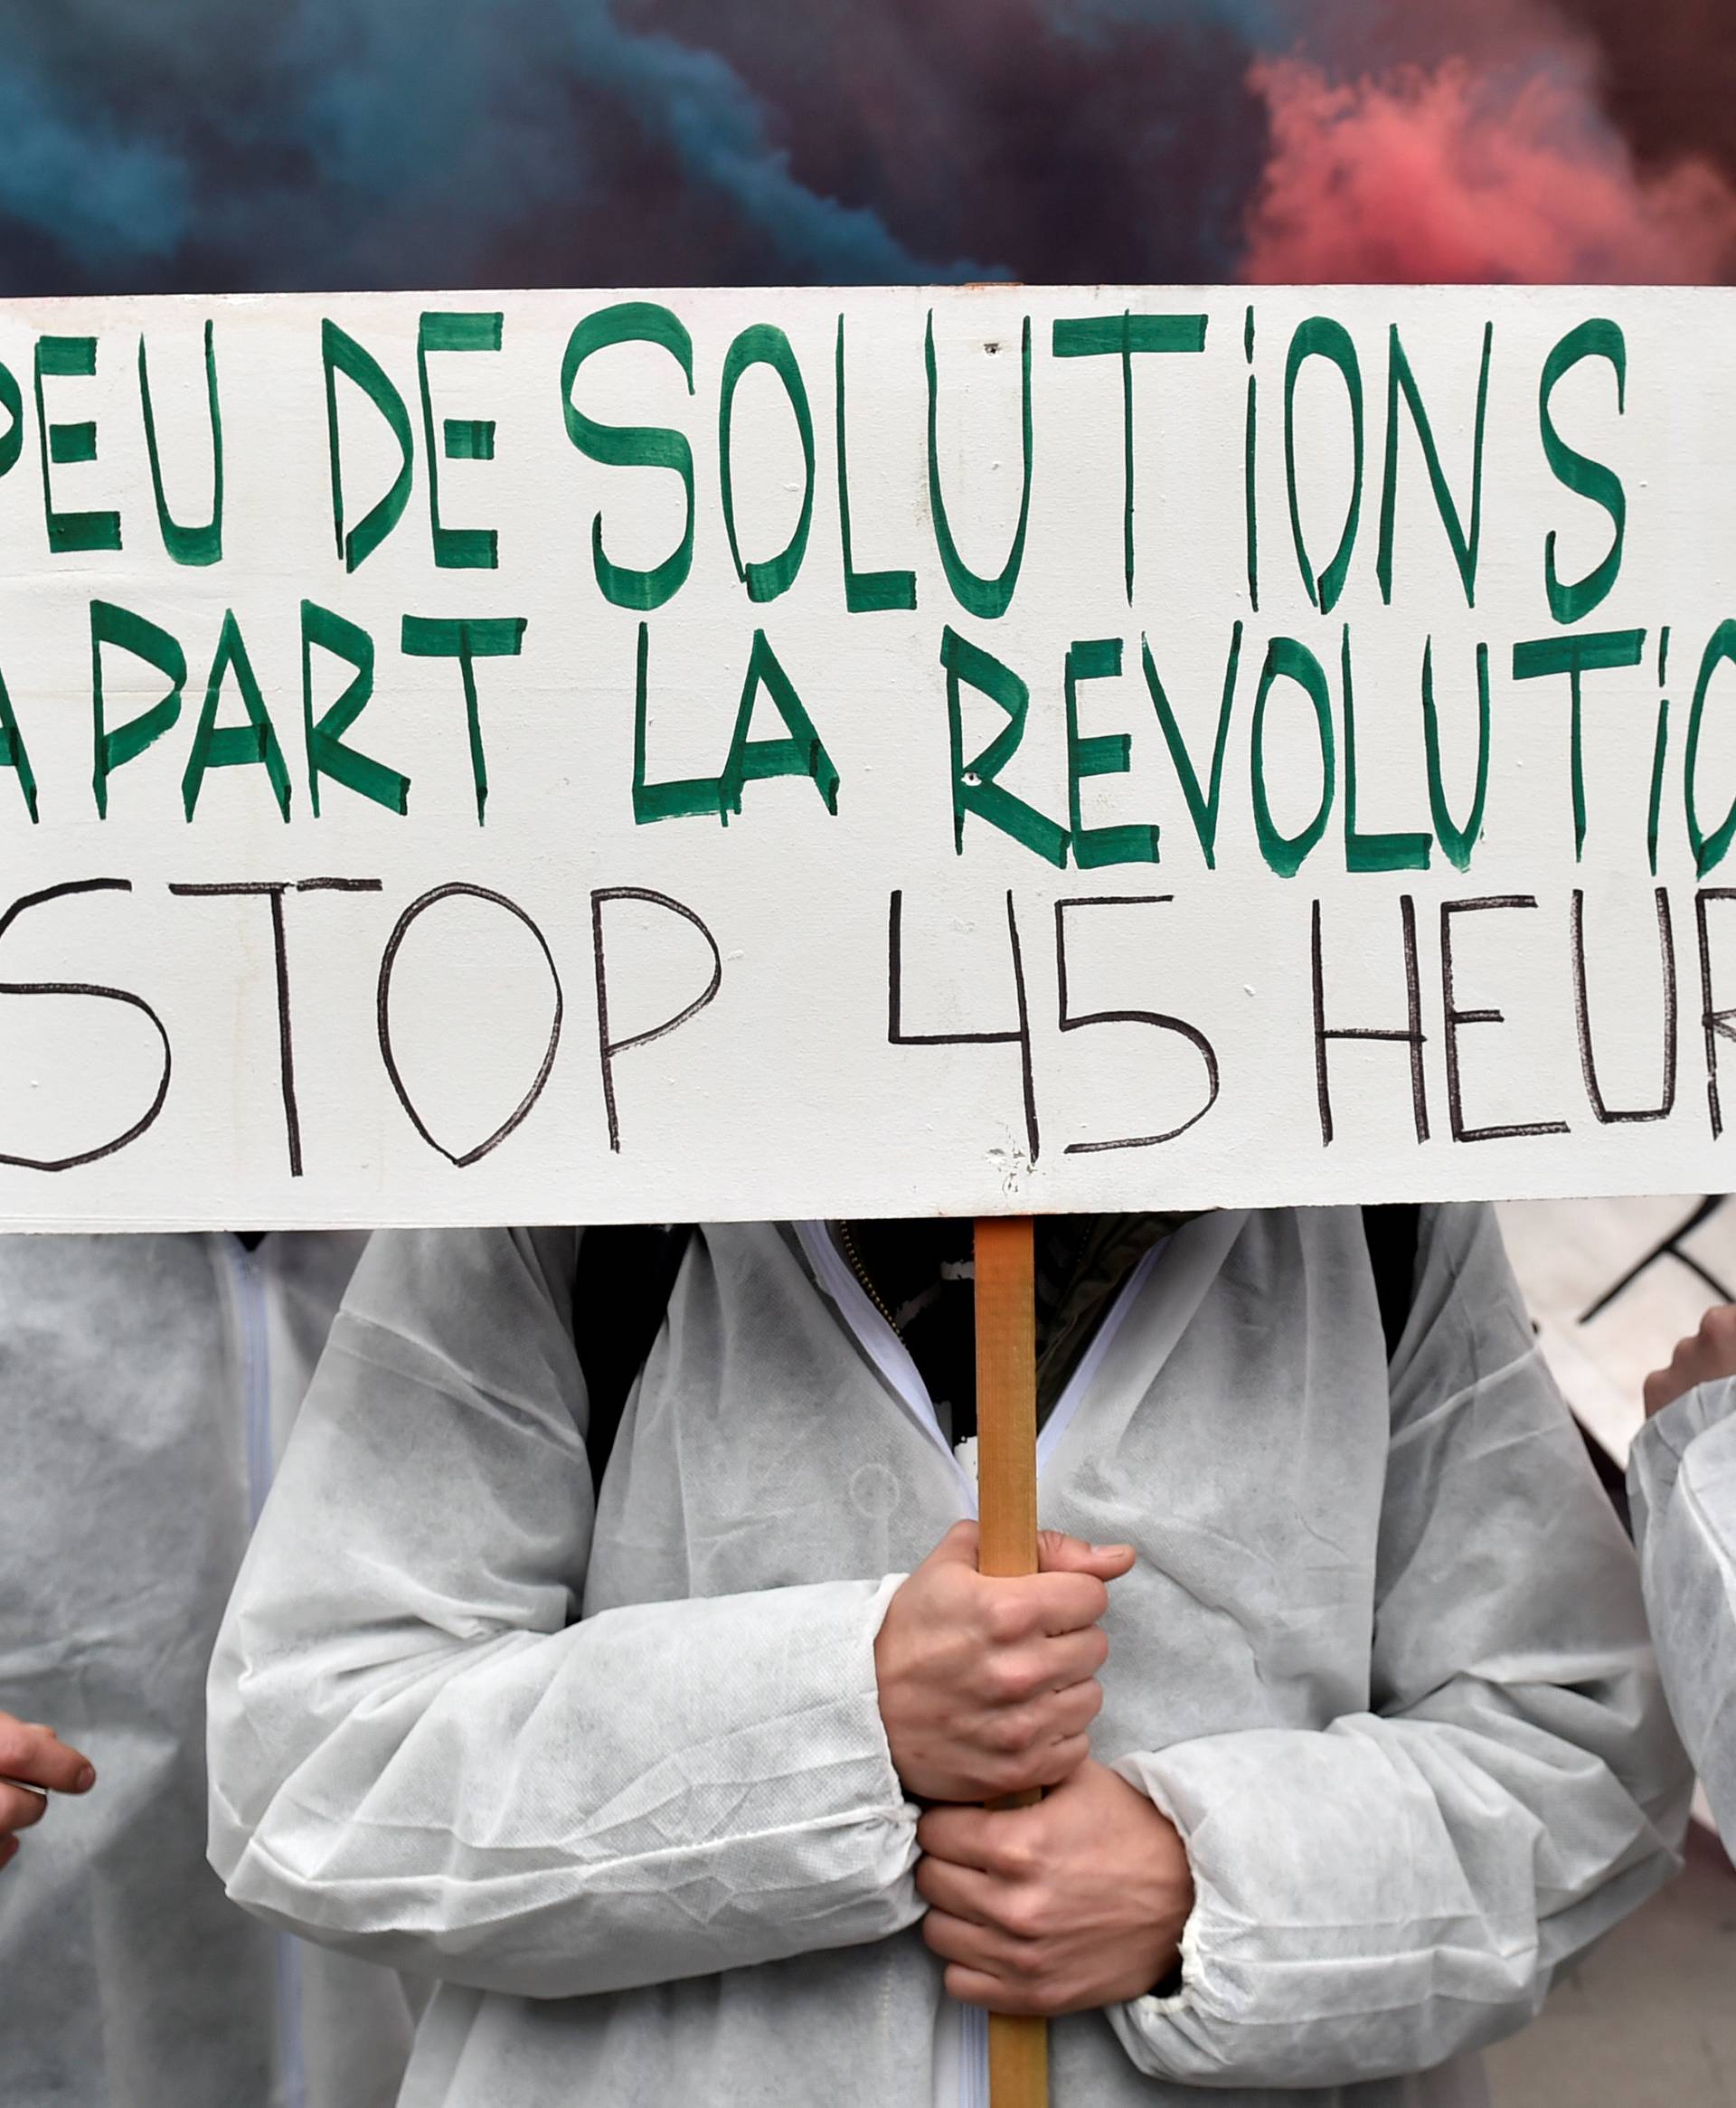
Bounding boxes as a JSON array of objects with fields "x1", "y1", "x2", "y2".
[
  {"x1": 1038, "y1": 1529, "x2": 1136, "y2": 1578},
  {"x1": 925, "y1": 1517, "x2": 983, "y2": 1567},
  {"x1": 1643, "y1": 1367, "x2": 1682, "y2": 1419}
]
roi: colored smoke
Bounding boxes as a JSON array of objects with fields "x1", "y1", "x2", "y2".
[
  {"x1": 618, "y1": 0, "x2": 1270, "y2": 281},
  {"x1": 0, "y1": 0, "x2": 1731, "y2": 292},
  {"x1": 0, "y1": 0, "x2": 990, "y2": 292},
  {"x1": 1239, "y1": 53, "x2": 1736, "y2": 283}
]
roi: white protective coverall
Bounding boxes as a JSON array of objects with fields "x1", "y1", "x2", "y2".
[
  {"x1": 208, "y1": 1204, "x2": 1690, "y2": 2108},
  {"x1": 1628, "y1": 1376, "x2": 1736, "y2": 1845},
  {"x1": 0, "y1": 1232, "x2": 416, "y2": 2108}
]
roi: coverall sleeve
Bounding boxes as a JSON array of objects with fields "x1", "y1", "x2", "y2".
[
  {"x1": 206, "y1": 1226, "x2": 920, "y2": 1999},
  {"x1": 1628, "y1": 1376, "x2": 1736, "y2": 1848},
  {"x1": 1107, "y1": 1202, "x2": 1693, "y2": 2091}
]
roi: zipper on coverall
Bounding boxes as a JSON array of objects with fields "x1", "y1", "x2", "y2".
[{"x1": 225, "y1": 1234, "x2": 308, "y2": 2108}]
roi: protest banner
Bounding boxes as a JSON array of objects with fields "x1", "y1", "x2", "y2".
[
  {"x1": 0, "y1": 282, "x2": 1726, "y2": 1231},
  {"x1": 7, "y1": 279, "x2": 1718, "y2": 2107}
]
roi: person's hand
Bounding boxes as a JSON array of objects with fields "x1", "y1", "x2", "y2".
[
  {"x1": 874, "y1": 1521, "x2": 1134, "y2": 1803},
  {"x1": 915, "y1": 1755, "x2": 1194, "y2": 2015},
  {"x1": 1644, "y1": 1304, "x2": 1736, "y2": 1419},
  {"x1": 0, "y1": 1713, "x2": 95, "y2": 1870}
]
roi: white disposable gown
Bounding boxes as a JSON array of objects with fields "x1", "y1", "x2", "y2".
[
  {"x1": 1628, "y1": 1375, "x2": 1736, "y2": 1846},
  {"x1": 0, "y1": 1232, "x2": 417, "y2": 2108},
  {"x1": 209, "y1": 1205, "x2": 1690, "y2": 2108}
]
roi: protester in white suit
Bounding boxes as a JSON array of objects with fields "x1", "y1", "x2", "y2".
[
  {"x1": 209, "y1": 1206, "x2": 1689, "y2": 2108},
  {"x1": 0, "y1": 1232, "x2": 416, "y2": 2108},
  {"x1": 1629, "y1": 1304, "x2": 1736, "y2": 1845}
]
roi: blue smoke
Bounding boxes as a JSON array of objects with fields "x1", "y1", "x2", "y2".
[
  {"x1": 551, "y1": 5, "x2": 995, "y2": 280},
  {"x1": 0, "y1": 65, "x2": 189, "y2": 265},
  {"x1": 0, "y1": 0, "x2": 997, "y2": 291}
]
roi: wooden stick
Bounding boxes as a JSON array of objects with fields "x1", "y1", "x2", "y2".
[{"x1": 973, "y1": 1215, "x2": 1048, "y2": 2108}]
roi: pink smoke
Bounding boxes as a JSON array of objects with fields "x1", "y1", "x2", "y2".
[{"x1": 1240, "y1": 55, "x2": 1736, "y2": 283}]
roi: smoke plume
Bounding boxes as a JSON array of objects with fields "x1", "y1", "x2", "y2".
[
  {"x1": 1240, "y1": 52, "x2": 1736, "y2": 283},
  {"x1": 0, "y1": 0, "x2": 1730, "y2": 293}
]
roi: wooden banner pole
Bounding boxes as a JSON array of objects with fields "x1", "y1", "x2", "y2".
[{"x1": 973, "y1": 1215, "x2": 1048, "y2": 2108}]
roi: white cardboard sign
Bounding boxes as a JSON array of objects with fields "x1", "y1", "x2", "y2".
[{"x1": 0, "y1": 283, "x2": 1731, "y2": 1226}]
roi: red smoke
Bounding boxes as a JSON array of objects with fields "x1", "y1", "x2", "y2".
[{"x1": 1240, "y1": 55, "x2": 1736, "y2": 283}]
